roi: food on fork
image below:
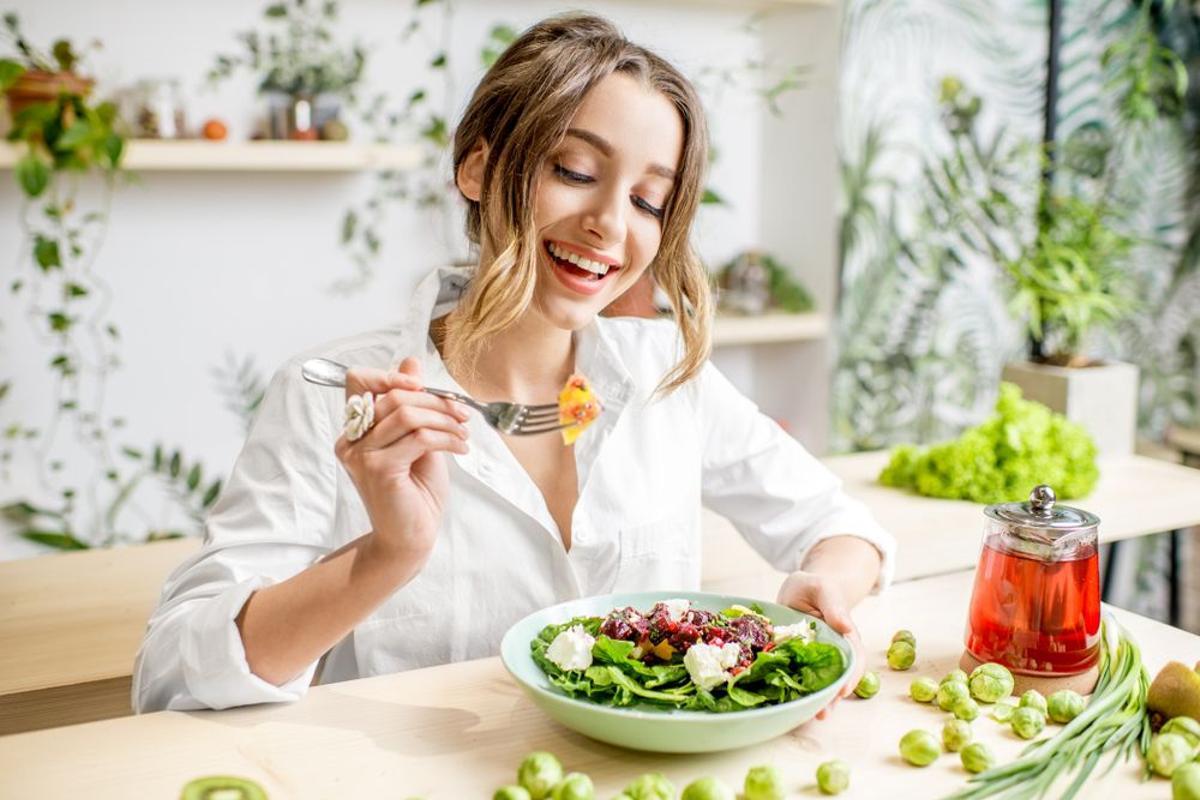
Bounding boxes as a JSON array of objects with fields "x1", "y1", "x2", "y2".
[{"x1": 557, "y1": 373, "x2": 602, "y2": 445}]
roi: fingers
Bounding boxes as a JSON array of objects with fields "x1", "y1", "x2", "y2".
[
  {"x1": 373, "y1": 387, "x2": 469, "y2": 425},
  {"x1": 361, "y1": 403, "x2": 469, "y2": 451},
  {"x1": 344, "y1": 365, "x2": 422, "y2": 400}
]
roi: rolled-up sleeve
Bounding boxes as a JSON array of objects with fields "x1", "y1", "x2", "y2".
[
  {"x1": 696, "y1": 362, "x2": 896, "y2": 593},
  {"x1": 132, "y1": 360, "x2": 339, "y2": 712}
]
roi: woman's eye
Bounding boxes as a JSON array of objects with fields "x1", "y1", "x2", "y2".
[
  {"x1": 633, "y1": 195, "x2": 665, "y2": 219},
  {"x1": 554, "y1": 163, "x2": 593, "y2": 184}
]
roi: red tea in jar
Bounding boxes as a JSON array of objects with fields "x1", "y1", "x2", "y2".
[{"x1": 964, "y1": 485, "x2": 1101, "y2": 676}]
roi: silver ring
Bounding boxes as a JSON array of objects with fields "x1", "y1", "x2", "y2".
[{"x1": 343, "y1": 391, "x2": 375, "y2": 442}]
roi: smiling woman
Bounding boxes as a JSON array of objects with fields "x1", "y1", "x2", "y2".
[{"x1": 131, "y1": 13, "x2": 895, "y2": 719}]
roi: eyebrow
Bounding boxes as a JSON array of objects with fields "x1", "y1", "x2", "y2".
[{"x1": 565, "y1": 128, "x2": 677, "y2": 180}]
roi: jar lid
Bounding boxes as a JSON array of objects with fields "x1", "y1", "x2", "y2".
[{"x1": 984, "y1": 485, "x2": 1099, "y2": 542}]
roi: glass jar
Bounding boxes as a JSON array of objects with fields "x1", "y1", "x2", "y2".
[{"x1": 964, "y1": 485, "x2": 1101, "y2": 676}]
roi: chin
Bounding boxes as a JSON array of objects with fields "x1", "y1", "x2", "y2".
[{"x1": 536, "y1": 294, "x2": 605, "y2": 332}]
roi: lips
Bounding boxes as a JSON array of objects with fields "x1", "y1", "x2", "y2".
[{"x1": 544, "y1": 240, "x2": 620, "y2": 297}]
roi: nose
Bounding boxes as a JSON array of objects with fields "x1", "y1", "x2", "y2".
[{"x1": 581, "y1": 183, "x2": 627, "y2": 246}]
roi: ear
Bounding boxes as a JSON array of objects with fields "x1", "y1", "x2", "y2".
[{"x1": 455, "y1": 139, "x2": 489, "y2": 202}]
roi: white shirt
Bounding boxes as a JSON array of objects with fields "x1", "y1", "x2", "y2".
[{"x1": 132, "y1": 265, "x2": 896, "y2": 713}]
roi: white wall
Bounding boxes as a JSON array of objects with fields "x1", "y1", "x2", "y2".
[{"x1": 0, "y1": 0, "x2": 836, "y2": 558}]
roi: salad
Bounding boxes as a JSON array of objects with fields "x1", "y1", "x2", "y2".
[
  {"x1": 557, "y1": 373, "x2": 601, "y2": 445},
  {"x1": 530, "y1": 598, "x2": 846, "y2": 712}
]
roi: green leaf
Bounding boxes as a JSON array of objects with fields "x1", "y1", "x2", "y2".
[
  {"x1": 64, "y1": 282, "x2": 88, "y2": 298},
  {"x1": 101, "y1": 134, "x2": 124, "y2": 167},
  {"x1": 264, "y1": 3, "x2": 288, "y2": 17},
  {"x1": 34, "y1": 236, "x2": 61, "y2": 270},
  {"x1": 121, "y1": 446, "x2": 143, "y2": 460},
  {"x1": 15, "y1": 153, "x2": 49, "y2": 197},
  {"x1": 185, "y1": 464, "x2": 202, "y2": 492},
  {"x1": 47, "y1": 312, "x2": 71, "y2": 332},
  {"x1": 168, "y1": 451, "x2": 181, "y2": 478},
  {"x1": 340, "y1": 210, "x2": 357, "y2": 243},
  {"x1": 56, "y1": 119, "x2": 94, "y2": 151},
  {"x1": 201, "y1": 479, "x2": 222, "y2": 508},
  {"x1": 0, "y1": 381, "x2": 8, "y2": 401},
  {"x1": 51, "y1": 39, "x2": 77, "y2": 72},
  {"x1": 22, "y1": 530, "x2": 90, "y2": 550},
  {"x1": 0, "y1": 58, "x2": 25, "y2": 91},
  {"x1": 430, "y1": 51, "x2": 447, "y2": 69},
  {"x1": 152, "y1": 444, "x2": 163, "y2": 470},
  {"x1": 701, "y1": 188, "x2": 726, "y2": 205}
]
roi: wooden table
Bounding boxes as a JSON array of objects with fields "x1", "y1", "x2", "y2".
[
  {"x1": 702, "y1": 451, "x2": 1200, "y2": 592},
  {"x1": 0, "y1": 537, "x2": 199, "y2": 735},
  {"x1": 1, "y1": 569, "x2": 1194, "y2": 798}
]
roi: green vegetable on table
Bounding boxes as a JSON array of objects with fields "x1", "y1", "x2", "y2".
[
  {"x1": 550, "y1": 773, "x2": 593, "y2": 800},
  {"x1": 969, "y1": 663, "x2": 1014, "y2": 704},
  {"x1": 623, "y1": 772, "x2": 675, "y2": 800},
  {"x1": 816, "y1": 760, "x2": 850, "y2": 795},
  {"x1": 1148, "y1": 733, "x2": 1195, "y2": 778},
  {"x1": 1047, "y1": 690, "x2": 1085, "y2": 724},
  {"x1": 900, "y1": 729, "x2": 940, "y2": 766},
  {"x1": 944, "y1": 719, "x2": 974, "y2": 752},
  {"x1": 495, "y1": 788, "x2": 532, "y2": 800},
  {"x1": 911, "y1": 677, "x2": 939, "y2": 703},
  {"x1": 680, "y1": 776, "x2": 735, "y2": 800},
  {"x1": 939, "y1": 680, "x2": 972, "y2": 711},
  {"x1": 892, "y1": 630, "x2": 917, "y2": 647},
  {"x1": 943, "y1": 669, "x2": 969, "y2": 686},
  {"x1": 1174, "y1": 762, "x2": 1200, "y2": 800},
  {"x1": 878, "y1": 382, "x2": 1098, "y2": 503},
  {"x1": 518, "y1": 752, "x2": 564, "y2": 800},
  {"x1": 990, "y1": 697, "x2": 1019, "y2": 723},
  {"x1": 888, "y1": 640, "x2": 916, "y2": 671},
  {"x1": 960, "y1": 742, "x2": 997, "y2": 774},
  {"x1": 944, "y1": 619, "x2": 1150, "y2": 800},
  {"x1": 855, "y1": 671, "x2": 881, "y2": 699},
  {"x1": 1011, "y1": 706, "x2": 1047, "y2": 740},
  {"x1": 180, "y1": 776, "x2": 268, "y2": 800},
  {"x1": 743, "y1": 764, "x2": 784, "y2": 800},
  {"x1": 1019, "y1": 690, "x2": 1048, "y2": 717},
  {"x1": 953, "y1": 697, "x2": 981, "y2": 721},
  {"x1": 1161, "y1": 716, "x2": 1200, "y2": 750}
]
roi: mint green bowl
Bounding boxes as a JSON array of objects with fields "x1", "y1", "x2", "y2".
[{"x1": 499, "y1": 591, "x2": 855, "y2": 753}]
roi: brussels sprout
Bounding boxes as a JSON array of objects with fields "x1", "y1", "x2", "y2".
[
  {"x1": 1011, "y1": 706, "x2": 1046, "y2": 740},
  {"x1": 855, "y1": 671, "x2": 881, "y2": 699},
  {"x1": 942, "y1": 719, "x2": 973, "y2": 752},
  {"x1": 550, "y1": 773, "x2": 594, "y2": 800},
  {"x1": 624, "y1": 772, "x2": 675, "y2": 800},
  {"x1": 495, "y1": 788, "x2": 533, "y2": 800},
  {"x1": 743, "y1": 764, "x2": 784, "y2": 800},
  {"x1": 951, "y1": 697, "x2": 980, "y2": 721},
  {"x1": 680, "y1": 777, "x2": 735, "y2": 800},
  {"x1": 1019, "y1": 690, "x2": 1048, "y2": 717},
  {"x1": 938, "y1": 680, "x2": 971, "y2": 711},
  {"x1": 960, "y1": 742, "x2": 996, "y2": 774},
  {"x1": 1173, "y1": 762, "x2": 1200, "y2": 800},
  {"x1": 969, "y1": 663, "x2": 1014, "y2": 703},
  {"x1": 887, "y1": 641, "x2": 916, "y2": 671},
  {"x1": 892, "y1": 630, "x2": 916, "y2": 647},
  {"x1": 1161, "y1": 716, "x2": 1200, "y2": 751},
  {"x1": 941, "y1": 669, "x2": 969, "y2": 686},
  {"x1": 1047, "y1": 690, "x2": 1085, "y2": 724},
  {"x1": 990, "y1": 697, "x2": 1019, "y2": 723},
  {"x1": 518, "y1": 752, "x2": 565, "y2": 800},
  {"x1": 910, "y1": 677, "x2": 939, "y2": 703},
  {"x1": 1149, "y1": 733, "x2": 1195, "y2": 778},
  {"x1": 816, "y1": 760, "x2": 850, "y2": 795},
  {"x1": 899, "y1": 730, "x2": 940, "y2": 766}
]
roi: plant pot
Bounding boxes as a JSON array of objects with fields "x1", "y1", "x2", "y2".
[
  {"x1": 1001, "y1": 359, "x2": 1139, "y2": 455},
  {"x1": 264, "y1": 92, "x2": 341, "y2": 141},
  {"x1": 4, "y1": 70, "x2": 94, "y2": 117}
]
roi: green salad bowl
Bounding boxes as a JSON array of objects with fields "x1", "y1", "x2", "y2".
[{"x1": 499, "y1": 590, "x2": 856, "y2": 753}]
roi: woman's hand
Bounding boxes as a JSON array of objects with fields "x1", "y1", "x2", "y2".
[
  {"x1": 334, "y1": 357, "x2": 470, "y2": 571},
  {"x1": 776, "y1": 570, "x2": 866, "y2": 721}
]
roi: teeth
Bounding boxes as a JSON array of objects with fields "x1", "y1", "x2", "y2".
[{"x1": 549, "y1": 242, "x2": 610, "y2": 276}]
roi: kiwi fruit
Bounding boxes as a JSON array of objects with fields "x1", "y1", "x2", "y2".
[
  {"x1": 1147, "y1": 661, "x2": 1200, "y2": 726},
  {"x1": 179, "y1": 776, "x2": 268, "y2": 800}
]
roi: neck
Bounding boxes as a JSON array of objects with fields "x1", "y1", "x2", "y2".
[{"x1": 436, "y1": 307, "x2": 577, "y2": 404}]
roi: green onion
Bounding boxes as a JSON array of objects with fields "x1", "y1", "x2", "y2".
[{"x1": 942, "y1": 615, "x2": 1150, "y2": 800}]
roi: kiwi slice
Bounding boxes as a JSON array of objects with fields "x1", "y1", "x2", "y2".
[
  {"x1": 179, "y1": 776, "x2": 268, "y2": 800},
  {"x1": 1147, "y1": 661, "x2": 1200, "y2": 723}
]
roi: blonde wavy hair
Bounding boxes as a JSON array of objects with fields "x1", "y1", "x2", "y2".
[{"x1": 444, "y1": 13, "x2": 712, "y2": 395}]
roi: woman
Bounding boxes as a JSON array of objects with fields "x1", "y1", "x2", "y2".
[{"x1": 133, "y1": 13, "x2": 894, "y2": 716}]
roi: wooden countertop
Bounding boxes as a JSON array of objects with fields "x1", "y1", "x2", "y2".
[{"x1": 1, "y1": 569, "x2": 1193, "y2": 798}]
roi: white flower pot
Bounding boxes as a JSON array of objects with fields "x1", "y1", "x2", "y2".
[{"x1": 1001, "y1": 360, "x2": 1139, "y2": 455}]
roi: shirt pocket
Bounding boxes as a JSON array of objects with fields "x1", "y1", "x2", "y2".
[
  {"x1": 612, "y1": 514, "x2": 700, "y2": 593},
  {"x1": 353, "y1": 609, "x2": 453, "y2": 677}
]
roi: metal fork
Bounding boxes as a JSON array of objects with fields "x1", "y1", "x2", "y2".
[{"x1": 300, "y1": 357, "x2": 570, "y2": 436}]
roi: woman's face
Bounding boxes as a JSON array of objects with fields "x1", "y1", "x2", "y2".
[{"x1": 532, "y1": 72, "x2": 684, "y2": 331}]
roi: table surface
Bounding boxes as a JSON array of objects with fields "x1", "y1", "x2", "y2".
[
  {"x1": 5, "y1": 451, "x2": 1200, "y2": 700},
  {"x1": 2, "y1": 569, "x2": 1194, "y2": 799}
]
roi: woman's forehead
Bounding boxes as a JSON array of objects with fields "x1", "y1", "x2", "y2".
[{"x1": 566, "y1": 72, "x2": 684, "y2": 177}]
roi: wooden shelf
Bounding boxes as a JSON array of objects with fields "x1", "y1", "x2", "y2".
[
  {"x1": 0, "y1": 140, "x2": 422, "y2": 173},
  {"x1": 711, "y1": 311, "x2": 829, "y2": 346}
]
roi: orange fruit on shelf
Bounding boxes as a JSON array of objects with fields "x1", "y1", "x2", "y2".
[{"x1": 201, "y1": 118, "x2": 228, "y2": 141}]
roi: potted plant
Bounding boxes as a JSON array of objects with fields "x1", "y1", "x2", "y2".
[
  {"x1": 0, "y1": 14, "x2": 96, "y2": 119},
  {"x1": 208, "y1": 0, "x2": 366, "y2": 140},
  {"x1": 1000, "y1": 193, "x2": 1139, "y2": 455}
]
